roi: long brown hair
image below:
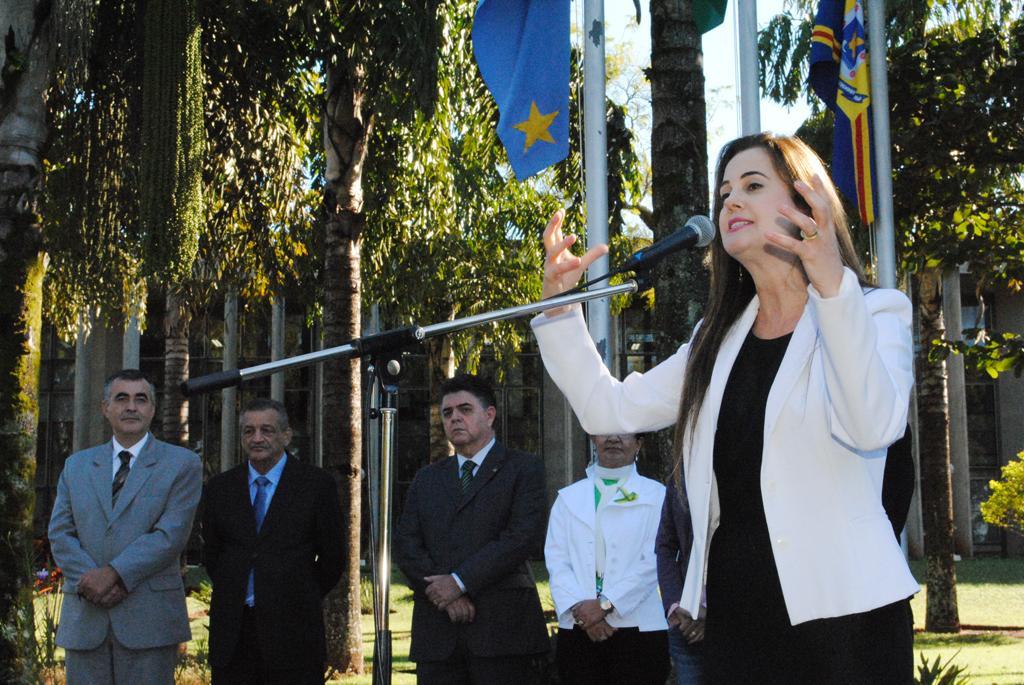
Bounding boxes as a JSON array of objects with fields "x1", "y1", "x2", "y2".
[{"x1": 671, "y1": 133, "x2": 869, "y2": 487}]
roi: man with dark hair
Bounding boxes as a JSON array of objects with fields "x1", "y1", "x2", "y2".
[
  {"x1": 202, "y1": 398, "x2": 343, "y2": 684},
  {"x1": 49, "y1": 369, "x2": 202, "y2": 684},
  {"x1": 395, "y1": 373, "x2": 550, "y2": 684}
]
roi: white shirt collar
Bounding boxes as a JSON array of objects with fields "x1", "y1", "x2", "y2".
[
  {"x1": 112, "y1": 433, "x2": 149, "y2": 462},
  {"x1": 457, "y1": 436, "x2": 496, "y2": 471}
]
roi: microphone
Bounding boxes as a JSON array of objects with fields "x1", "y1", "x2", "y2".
[{"x1": 616, "y1": 215, "x2": 716, "y2": 274}]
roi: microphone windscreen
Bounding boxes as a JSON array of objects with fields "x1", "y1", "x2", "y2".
[{"x1": 686, "y1": 215, "x2": 716, "y2": 247}]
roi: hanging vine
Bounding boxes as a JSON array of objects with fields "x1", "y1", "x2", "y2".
[
  {"x1": 139, "y1": 0, "x2": 205, "y2": 282},
  {"x1": 44, "y1": 0, "x2": 146, "y2": 338}
]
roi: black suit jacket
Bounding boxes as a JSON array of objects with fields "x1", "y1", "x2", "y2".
[
  {"x1": 655, "y1": 475, "x2": 693, "y2": 618},
  {"x1": 394, "y1": 441, "x2": 550, "y2": 662},
  {"x1": 202, "y1": 455, "x2": 343, "y2": 671}
]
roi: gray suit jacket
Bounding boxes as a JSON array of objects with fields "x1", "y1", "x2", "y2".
[{"x1": 48, "y1": 435, "x2": 202, "y2": 650}]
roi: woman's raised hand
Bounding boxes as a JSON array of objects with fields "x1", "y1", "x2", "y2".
[
  {"x1": 765, "y1": 175, "x2": 845, "y2": 298},
  {"x1": 542, "y1": 209, "x2": 609, "y2": 315}
]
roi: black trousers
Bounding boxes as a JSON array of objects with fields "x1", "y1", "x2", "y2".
[
  {"x1": 556, "y1": 626, "x2": 669, "y2": 685},
  {"x1": 415, "y1": 638, "x2": 545, "y2": 685},
  {"x1": 212, "y1": 606, "x2": 324, "y2": 685}
]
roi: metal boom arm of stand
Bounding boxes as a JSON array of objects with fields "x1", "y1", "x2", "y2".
[{"x1": 181, "y1": 279, "x2": 640, "y2": 397}]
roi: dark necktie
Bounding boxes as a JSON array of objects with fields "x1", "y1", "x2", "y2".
[
  {"x1": 112, "y1": 450, "x2": 132, "y2": 506},
  {"x1": 460, "y1": 460, "x2": 476, "y2": 493}
]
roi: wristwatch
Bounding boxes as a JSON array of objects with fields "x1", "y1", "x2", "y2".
[{"x1": 597, "y1": 594, "x2": 613, "y2": 614}]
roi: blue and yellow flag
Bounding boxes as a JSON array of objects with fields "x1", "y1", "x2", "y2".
[
  {"x1": 809, "y1": 0, "x2": 876, "y2": 225},
  {"x1": 472, "y1": 0, "x2": 569, "y2": 180}
]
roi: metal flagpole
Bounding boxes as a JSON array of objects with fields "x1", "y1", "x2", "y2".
[
  {"x1": 736, "y1": 0, "x2": 761, "y2": 135},
  {"x1": 867, "y1": 0, "x2": 897, "y2": 289},
  {"x1": 584, "y1": 0, "x2": 612, "y2": 367},
  {"x1": 866, "y1": 0, "x2": 909, "y2": 559}
]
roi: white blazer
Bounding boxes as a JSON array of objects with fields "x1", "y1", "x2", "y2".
[
  {"x1": 532, "y1": 268, "x2": 920, "y2": 625},
  {"x1": 545, "y1": 465, "x2": 668, "y2": 631}
]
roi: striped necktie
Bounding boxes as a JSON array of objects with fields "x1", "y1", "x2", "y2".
[
  {"x1": 112, "y1": 450, "x2": 132, "y2": 506},
  {"x1": 460, "y1": 460, "x2": 476, "y2": 493}
]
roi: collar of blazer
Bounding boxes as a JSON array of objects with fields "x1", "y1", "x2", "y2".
[
  {"x1": 684, "y1": 295, "x2": 817, "y2": 479},
  {"x1": 90, "y1": 434, "x2": 160, "y2": 522},
  {"x1": 560, "y1": 469, "x2": 660, "y2": 529},
  {"x1": 453, "y1": 440, "x2": 505, "y2": 511}
]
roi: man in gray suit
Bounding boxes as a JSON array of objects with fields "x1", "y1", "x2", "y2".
[{"x1": 49, "y1": 369, "x2": 202, "y2": 684}]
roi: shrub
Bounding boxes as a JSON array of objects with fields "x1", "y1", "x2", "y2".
[
  {"x1": 981, "y1": 451, "x2": 1024, "y2": 537},
  {"x1": 915, "y1": 651, "x2": 969, "y2": 685}
]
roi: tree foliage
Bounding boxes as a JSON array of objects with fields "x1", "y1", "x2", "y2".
[
  {"x1": 930, "y1": 329, "x2": 1024, "y2": 379},
  {"x1": 759, "y1": 1, "x2": 1024, "y2": 299},
  {"x1": 364, "y1": 20, "x2": 643, "y2": 374},
  {"x1": 192, "y1": 0, "x2": 321, "y2": 305},
  {"x1": 44, "y1": 0, "x2": 145, "y2": 337},
  {"x1": 43, "y1": 0, "x2": 321, "y2": 339},
  {"x1": 980, "y1": 452, "x2": 1024, "y2": 536}
]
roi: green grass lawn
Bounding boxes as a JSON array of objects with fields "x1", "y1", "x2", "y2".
[
  {"x1": 908, "y1": 558, "x2": 1024, "y2": 685},
  {"x1": 332, "y1": 559, "x2": 1024, "y2": 684}
]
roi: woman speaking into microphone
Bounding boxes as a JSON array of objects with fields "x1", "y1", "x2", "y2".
[{"x1": 531, "y1": 133, "x2": 917, "y2": 683}]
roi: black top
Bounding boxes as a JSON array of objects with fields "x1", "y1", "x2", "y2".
[
  {"x1": 712, "y1": 331, "x2": 791, "y2": 534},
  {"x1": 706, "y1": 331, "x2": 791, "y2": 661},
  {"x1": 702, "y1": 331, "x2": 914, "y2": 683}
]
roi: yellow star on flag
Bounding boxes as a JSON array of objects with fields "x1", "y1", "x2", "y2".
[{"x1": 513, "y1": 101, "x2": 559, "y2": 152}]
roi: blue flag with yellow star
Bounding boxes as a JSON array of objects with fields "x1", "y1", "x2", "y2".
[
  {"x1": 809, "y1": 0, "x2": 876, "y2": 225},
  {"x1": 472, "y1": 0, "x2": 569, "y2": 180}
]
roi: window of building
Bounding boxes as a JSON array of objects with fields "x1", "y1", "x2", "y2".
[
  {"x1": 961, "y1": 275, "x2": 1003, "y2": 550},
  {"x1": 35, "y1": 327, "x2": 76, "y2": 535}
]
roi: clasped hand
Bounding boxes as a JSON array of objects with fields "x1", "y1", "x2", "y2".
[
  {"x1": 572, "y1": 599, "x2": 616, "y2": 643},
  {"x1": 668, "y1": 606, "x2": 705, "y2": 644},
  {"x1": 77, "y1": 565, "x2": 127, "y2": 608},
  {"x1": 424, "y1": 574, "x2": 475, "y2": 624}
]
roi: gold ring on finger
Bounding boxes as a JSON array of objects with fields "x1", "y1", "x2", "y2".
[{"x1": 800, "y1": 229, "x2": 820, "y2": 241}]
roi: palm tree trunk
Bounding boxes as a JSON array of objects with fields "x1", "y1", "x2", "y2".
[
  {"x1": 916, "y1": 266, "x2": 960, "y2": 633},
  {"x1": 0, "y1": 1, "x2": 54, "y2": 678},
  {"x1": 320, "y1": 61, "x2": 368, "y2": 675},
  {"x1": 647, "y1": 0, "x2": 711, "y2": 478},
  {"x1": 162, "y1": 290, "x2": 191, "y2": 447}
]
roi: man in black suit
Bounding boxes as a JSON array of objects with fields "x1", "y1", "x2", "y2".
[
  {"x1": 202, "y1": 398, "x2": 343, "y2": 684},
  {"x1": 395, "y1": 374, "x2": 549, "y2": 684}
]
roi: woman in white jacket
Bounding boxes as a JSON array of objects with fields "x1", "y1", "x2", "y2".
[
  {"x1": 545, "y1": 433, "x2": 670, "y2": 685},
  {"x1": 532, "y1": 133, "x2": 918, "y2": 683}
]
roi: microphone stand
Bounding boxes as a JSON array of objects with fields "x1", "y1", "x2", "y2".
[{"x1": 183, "y1": 277, "x2": 645, "y2": 684}]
